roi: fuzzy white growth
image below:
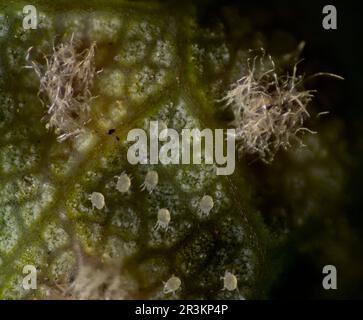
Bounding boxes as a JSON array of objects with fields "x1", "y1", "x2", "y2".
[
  {"x1": 222, "y1": 52, "x2": 314, "y2": 162},
  {"x1": 163, "y1": 275, "x2": 181, "y2": 294},
  {"x1": 56, "y1": 263, "x2": 127, "y2": 300},
  {"x1": 115, "y1": 172, "x2": 131, "y2": 193},
  {"x1": 141, "y1": 170, "x2": 159, "y2": 193},
  {"x1": 155, "y1": 208, "x2": 171, "y2": 231},
  {"x1": 45, "y1": 243, "x2": 132, "y2": 300},
  {"x1": 70, "y1": 265, "x2": 108, "y2": 299},
  {"x1": 89, "y1": 192, "x2": 105, "y2": 210},
  {"x1": 198, "y1": 195, "x2": 214, "y2": 216},
  {"x1": 221, "y1": 271, "x2": 238, "y2": 291},
  {"x1": 31, "y1": 36, "x2": 96, "y2": 142}
]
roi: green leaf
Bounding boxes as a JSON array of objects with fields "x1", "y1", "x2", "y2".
[{"x1": 0, "y1": 1, "x2": 268, "y2": 299}]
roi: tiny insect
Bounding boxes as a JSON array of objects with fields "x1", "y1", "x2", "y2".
[
  {"x1": 221, "y1": 271, "x2": 238, "y2": 291},
  {"x1": 115, "y1": 172, "x2": 131, "y2": 193},
  {"x1": 89, "y1": 192, "x2": 105, "y2": 210},
  {"x1": 141, "y1": 170, "x2": 158, "y2": 193},
  {"x1": 198, "y1": 195, "x2": 214, "y2": 216},
  {"x1": 163, "y1": 275, "x2": 181, "y2": 295},
  {"x1": 154, "y1": 208, "x2": 171, "y2": 231}
]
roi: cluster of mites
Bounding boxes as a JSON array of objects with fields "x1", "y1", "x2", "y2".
[
  {"x1": 89, "y1": 170, "x2": 215, "y2": 230},
  {"x1": 89, "y1": 170, "x2": 237, "y2": 294},
  {"x1": 88, "y1": 170, "x2": 239, "y2": 294},
  {"x1": 162, "y1": 271, "x2": 238, "y2": 295}
]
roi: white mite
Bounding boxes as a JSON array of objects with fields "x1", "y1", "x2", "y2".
[
  {"x1": 221, "y1": 271, "x2": 238, "y2": 291},
  {"x1": 115, "y1": 172, "x2": 131, "y2": 193},
  {"x1": 141, "y1": 170, "x2": 158, "y2": 193},
  {"x1": 89, "y1": 192, "x2": 105, "y2": 210},
  {"x1": 199, "y1": 195, "x2": 214, "y2": 215},
  {"x1": 154, "y1": 208, "x2": 171, "y2": 231},
  {"x1": 163, "y1": 275, "x2": 181, "y2": 295}
]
